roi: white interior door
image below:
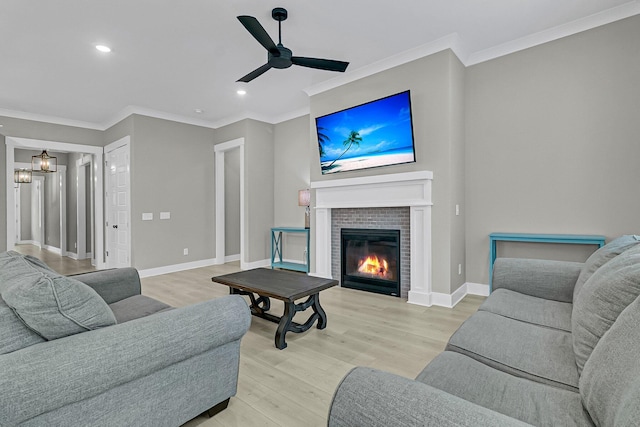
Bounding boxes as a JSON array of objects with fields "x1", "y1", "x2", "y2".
[{"x1": 105, "y1": 142, "x2": 131, "y2": 268}]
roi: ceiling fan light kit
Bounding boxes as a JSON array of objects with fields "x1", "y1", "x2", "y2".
[{"x1": 237, "y1": 7, "x2": 349, "y2": 82}]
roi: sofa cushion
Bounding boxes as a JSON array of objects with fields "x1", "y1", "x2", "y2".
[
  {"x1": 580, "y1": 296, "x2": 640, "y2": 427},
  {"x1": 0, "y1": 251, "x2": 116, "y2": 340},
  {"x1": 574, "y1": 235, "x2": 640, "y2": 301},
  {"x1": 0, "y1": 296, "x2": 45, "y2": 354},
  {"x1": 572, "y1": 244, "x2": 640, "y2": 374},
  {"x1": 446, "y1": 311, "x2": 579, "y2": 391},
  {"x1": 416, "y1": 351, "x2": 594, "y2": 427},
  {"x1": 479, "y1": 288, "x2": 572, "y2": 331},
  {"x1": 109, "y1": 295, "x2": 173, "y2": 323}
]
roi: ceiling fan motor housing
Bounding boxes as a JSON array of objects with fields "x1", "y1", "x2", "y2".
[{"x1": 269, "y1": 45, "x2": 292, "y2": 68}]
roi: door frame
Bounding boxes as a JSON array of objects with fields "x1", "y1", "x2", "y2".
[
  {"x1": 30, "y1": 175, "x2": 45, "y2": 249},
  {"x1": 104, "y1": 136, "x2": 131, "y2": 269},
  {"x1": 5, "y1": 137, "x2": 105, "y2": 269},
  {"x1": 214, "y1": 138, "x2": 245, "y2": 268},
  {"x1": 76, "y1": 155, "x2": 93, "y2": 261}
]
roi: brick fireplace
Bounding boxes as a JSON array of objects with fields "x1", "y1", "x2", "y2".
[{"x1": 311, "y1": 171, "x2": 434, "y2": 306}]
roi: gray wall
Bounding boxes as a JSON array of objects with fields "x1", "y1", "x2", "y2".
[
  {"x1": 128, "y1": 115, "x2": 216, "y2": 270},
  {"x1": 224, "y1": 147, "x2": 241, "y2": 256},
  {"x1": 465, "y1": 15, "x2": 640, "y2": 284},
  {"x1": 213, "y1": 119, "x2": 275, "y2": 264},
  {"x1": 309, "y1": 50, "x2": 466, "y2": 295},
  {"x1": 273, "y1": 115, "x2": 311, "y2": 263}
]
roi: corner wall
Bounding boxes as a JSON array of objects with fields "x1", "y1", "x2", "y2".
[
  {"x1": 308, "y1": 50, "x2": 466, "y2": 295},
  {"x1": 465, "y1": 15, "x2": 640, "y2": 284}
]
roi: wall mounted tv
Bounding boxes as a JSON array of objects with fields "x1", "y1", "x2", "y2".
[{"x1": 315, "y1": 90, "x2": 416, "y2": 175}]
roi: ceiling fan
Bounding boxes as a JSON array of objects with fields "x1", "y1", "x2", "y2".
[{"x1": 236, "y1": 7, "x2": 349, "y2": 83}]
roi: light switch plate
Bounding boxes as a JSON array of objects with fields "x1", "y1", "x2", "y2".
[
  {"x1": 160, "y1": 212, "x2": 171, "y2": 220},
  {"x1": 142, "y1": 213, "x2": 153, "y2": 221}
]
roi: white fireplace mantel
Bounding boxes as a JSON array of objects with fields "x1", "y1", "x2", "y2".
[{"x1": 311, "y1": 171, "x2": 434, "y2": 306}]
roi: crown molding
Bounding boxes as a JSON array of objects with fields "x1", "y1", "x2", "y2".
[
  {"x1": 0, "y1": 108, "x2": 104, "y2": 131},
  {"x1": 101, "y1": 105, "x2": 219, "y2": 130},
  {"x1": 2, "y1": 3, "x2": 638, "y2": 131},
  {"x1": 465, "y1": 0, "x2": 640, "y2": 65},
  {"x1": 304, "y1": 33, "x2": 462, "y2": 97}
]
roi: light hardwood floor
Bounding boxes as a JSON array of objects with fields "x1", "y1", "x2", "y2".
[
  {"x1": 17, "y1": 249, "x2": 484, "y2": 426},
  {"x1": 13, "y1": 244, "x2": 96, "y2": 275},
  {"x1": 142, "y1": 264, "x2": 484, "y2": 427}
]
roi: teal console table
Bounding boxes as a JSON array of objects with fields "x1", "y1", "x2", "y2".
[
  {"x1": 271, "y1": 227, "x2": 310, "y2": 273},
  {"x1": 489, "y1": 233, "x2": 606, "y2": 291}
]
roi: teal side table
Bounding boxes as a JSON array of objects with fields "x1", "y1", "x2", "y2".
[
  {"x1": 489, "y1": 233, "x2": 605, "y2": 292},
  {"x1": 271, "y1": 227, "x2": 310, "y2": 273}
]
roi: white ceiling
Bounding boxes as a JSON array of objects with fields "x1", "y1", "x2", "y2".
[{"x1": 1, "y1": 0, "x2": 638, "y2": 130}]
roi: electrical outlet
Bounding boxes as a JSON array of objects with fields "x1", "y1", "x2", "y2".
[{"x1": 183, "y1": 248, "x2": 188, "y2": 256}]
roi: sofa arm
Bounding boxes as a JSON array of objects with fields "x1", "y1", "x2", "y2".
[
  {"x1": 0, "y1": 295, "x2": 250, "y2": 426},
  {"x1": 329, "y1": 367, "x2": 531, "y2": 427},
  {"x1": 492, "y1": 258, "x2": 583, "y2": 302},
  {"x1": 70, "y1": 267, "x2": 141, "y2": 303}
]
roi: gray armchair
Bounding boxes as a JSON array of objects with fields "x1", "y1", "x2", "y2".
[{"x1": 0, "y1": 253, "x2": 251, "y2": 426}]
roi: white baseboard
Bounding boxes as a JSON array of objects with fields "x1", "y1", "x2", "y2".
[
  {"x1": 240, "y1": 258, "x2": 270, "y2": 270},
  {"x1": 43, "y1": 245, "x2": 62, "y2": 255},
  {"x1": 410, "y1": 282, "x2": 490, "y2": 308},
  {"x1": 138, "y1": 258, "x2": 217, "y2": 278},
  {"x1": 466, "y1": 282, "x2": 490, "y2": 296},
  {"x1": 66, "y1": 251, "x2": 79, "y2": 260},
  {"x1": 225, "y1": 254, "x2": 240, "y2": 263}
]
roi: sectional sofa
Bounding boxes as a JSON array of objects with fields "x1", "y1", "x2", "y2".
[
  {"x1": 328, "y1": 235, "x2": 640, "y2": 426},
  {"x1": 0, "y1": 251, "x2": 251, "y2": 426}
]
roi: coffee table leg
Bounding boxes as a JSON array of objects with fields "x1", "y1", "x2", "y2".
[
  {"x1": 275, "y1": 302, "x2": 295, "y2": 350},
  {"x1": 312, "y1": 293, "x2": 328, "y2": 329}
]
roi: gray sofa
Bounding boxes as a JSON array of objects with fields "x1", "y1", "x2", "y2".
[
  {"x1": 328, "y1": 235, "x2": 640, "y2": 427},
  {"x1": 0, "y1": 250, "x2": 251, "y2": 426}
]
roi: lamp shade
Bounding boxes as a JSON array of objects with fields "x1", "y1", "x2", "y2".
[
  {"x1": 14, "y1": 169, "x2": 32, "y2": 183},
  {"x1": 32, "y1": 150, "x2": 57, "y2": 173},
  {"x1": 298, "y1": 189, "x2": 311, "y2": 207}
]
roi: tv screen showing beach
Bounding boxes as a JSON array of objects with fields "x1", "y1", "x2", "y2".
[{"x1": 315, "y1": 91, "x2": 416, "y2": 175}]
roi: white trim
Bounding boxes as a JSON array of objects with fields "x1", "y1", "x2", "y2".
[
  {"x1": 312, "y1": 172, "x2": 433, "y2": 306},
  {"x1": 0, "y1": 108, "x2": 104, "y2": 130},
  {"x1": 467, "y1": 282, "x2": 491, "y2": 297},
  {"x1": 43, "y1": 244, "x2": 62, "y2": 255},
  {"x1": 241, "y1": 258, "x2": 270, "y2": 270},
  {"x1": 66, "y1": 251, "x2": 80, "y2": 260},
  {"x1": 104, "y1": 136, "x2": 131, "y2": 268},
  {"x1": 102, "y1": 105, "x2": 219, "y2": 130},
  {"x1": 304, "y1": 34, "x2": 462, "y2": 97},
  {"x1": 225, "y1": 254, "x2": 240, "y2": 263},
  {"x1": 466, "y1": 2, "x2": 640, "y2": 66},
  {"x1": 138, "y1": 258, "x2": 217, "y2": 278},
  {"x1": 429, "y1": 282, "x2": 491, "y2": 308},
  {"x1": 5, "y1": 137, "x2": 104, "y2": 269}
]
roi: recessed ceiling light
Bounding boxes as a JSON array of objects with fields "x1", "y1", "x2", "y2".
[
  {"x1": 237, "y1": 89, "x2": 247, "y2": 96},
  {"x1": 95, "y1": 45, "x2": 112, "y2": 53},
  {"x1": 194, "y1": 109, "x2": 204, "y2": 114}
]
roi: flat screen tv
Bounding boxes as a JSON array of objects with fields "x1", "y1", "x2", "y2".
[{"x1": 315, "y1": 90, "x2": 416, "y2": 175}]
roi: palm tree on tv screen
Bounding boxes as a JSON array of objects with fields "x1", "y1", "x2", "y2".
[
  {"x1": 327, "y1": 130, "x2": 362, "y2": 168},
  {"x1": 317, "y1": 126, "x2": 329, "y2": 157}
]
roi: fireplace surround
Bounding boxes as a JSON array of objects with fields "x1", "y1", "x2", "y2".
[{"x1": 312, "y1": 171, "x2": 433, "y2": 306}]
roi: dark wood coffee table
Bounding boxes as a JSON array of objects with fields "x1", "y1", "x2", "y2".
[{"x1": 212, "y1": 268, "x2": 338, "y2": 349}]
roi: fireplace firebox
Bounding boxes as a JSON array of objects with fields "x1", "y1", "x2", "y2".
[{"x1": 341, "y1": 228, "x2": 400, "y2": 297}]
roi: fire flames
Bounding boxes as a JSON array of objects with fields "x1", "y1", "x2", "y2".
[{"x1": 357, "y1": 255, "x2": 391, "y2": 279}]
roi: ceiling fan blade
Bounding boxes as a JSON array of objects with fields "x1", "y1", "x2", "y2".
[
  {"x1": 237, "y1": 16, "x2": 281, "y2": 57},
  {"x1": 291, "y1": 57, "x2": 349, "y2": 72},
  {"x1": 237, "y1": 63, "x2": 273, "y2": 83}
]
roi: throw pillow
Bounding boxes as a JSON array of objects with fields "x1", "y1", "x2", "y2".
[
  {"x1": 573, "y1": 235, "x2": 640, "y2": 301},
  {"x1": 572, "y1": 244, "x2": 640, "y2": 374},
  {"x1": 0, "y1": 251, "x2": 117, "y2": 340}
]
